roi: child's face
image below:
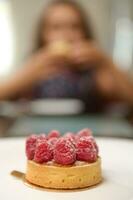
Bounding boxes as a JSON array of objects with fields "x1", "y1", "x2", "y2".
[{"x1": 43, "y1": 4, "x2": 85, "y2": 45}]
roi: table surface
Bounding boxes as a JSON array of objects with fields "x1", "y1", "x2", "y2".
[
  {"x1": 0, "y1": 137, "x2": 133, "y2": 200},
  {"x1": 6, "y1": 115, "x2": 133, "y2": 138}
]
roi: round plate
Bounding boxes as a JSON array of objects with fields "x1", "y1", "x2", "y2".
[
  {"x1": 0, "y1": 137, "x2": 133, "y2": 200},
  {"x1": 29, "y1": 99, "x2": 85, "y2": 116}
]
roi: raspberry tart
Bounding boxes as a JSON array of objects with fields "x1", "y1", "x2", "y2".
[{"x1": 25, "y1": 129, "x2": 102, "y2": 189}]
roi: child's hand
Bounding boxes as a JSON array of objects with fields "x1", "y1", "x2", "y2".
[
  {"x1": 27, "y1": 48, "x2": 69, "y2": 81},
  {"x1": 69, "y1": 40, "x2": 103, "y2": 69}
]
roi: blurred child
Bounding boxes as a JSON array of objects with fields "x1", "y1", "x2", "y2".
[{"x1": 0, "y1": 0, "x2": 133, "y2": 112}]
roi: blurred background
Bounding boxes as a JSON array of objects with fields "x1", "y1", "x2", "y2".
[{"x1": 0, "y1": 0, "x2": 133, "y2": 138}]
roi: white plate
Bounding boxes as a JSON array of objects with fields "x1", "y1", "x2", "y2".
[
  {"x1": 29, "y1": 99, "x2": 84, "y2": 115},
  {"x1": 0, "y1": 137, "x2": 133, "y2": 200}
]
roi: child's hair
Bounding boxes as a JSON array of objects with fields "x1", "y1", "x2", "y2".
[{"x1": 33, "y1": 0, "x2": 94, "y2": 52}]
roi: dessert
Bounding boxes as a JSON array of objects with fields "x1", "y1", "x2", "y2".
[
  {"x1": 48, "y1": 40, "x2": 71, "y2": 57},
  {"x1": 25, "y1": 129, "x2": 102, "y2": 189}
]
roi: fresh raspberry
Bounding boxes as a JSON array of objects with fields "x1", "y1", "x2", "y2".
[
  {"x1": 54, "y1": 138, "x2": 76, "y2": 165},
  {"x1": 48, "y1": 137, "x2": 58, "y2": 148},
  {"x1": 38, "y1": 133, "x2": 46, "y2": 140},
  {"x1": 37, "y1": 134, "x2": 47, "y2": 144},
  {"x1": 34, "y1": 140, "x2": 53, "y2": 163},
  {"x1": 88, "y1": 136, "x2": 99, "y2": 154},
  {"x1": 77, "y1": 128, "x2": 92, "y2": 138},
  {"x1": 76, "y1": 136, "x2": 97, "y2": 162},
  {"x1": 64, "y1": 132, "x2": 75, "y2": 139},
  {"x1": 26, "y1": 135, "x2": 37, "y2": 160},
  {"x1": 64, "y1": 133, "x2": 76, "y2": 147},
  {"x1": 47, "y1": 130, "x2": 60, "y2": 139}
]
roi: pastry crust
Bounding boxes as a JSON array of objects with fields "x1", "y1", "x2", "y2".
[{"x1": 26, "y1": 158, "x2": 102, "y2": 189}]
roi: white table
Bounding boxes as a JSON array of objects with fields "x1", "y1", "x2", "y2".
[{"x1": 0, "y1": 137, "x2": 133, "y2": 200}]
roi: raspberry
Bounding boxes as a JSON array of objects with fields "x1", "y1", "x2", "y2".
[
  {"x1": 37, "y1": 134, "x2": 47, "y2": 144},
  {"x1": 47, "y1": 130, "x2": 60, "y2": 139},
  {"x1": 76, "y1": 136, "x2": 97, "y2": 162},
  {"x1": 38, "y1": 133, "x2": 46, "y2": 140},
  {"x1": 77, "y1": 128, "x2": 92, "y2": 138},
  {"x1": 88, "y1": 136, "x2": 99, "y2": 154},
  {"x1": 64, "y1": 132, "x2": 75, "y2": 139},
  {"x1": 48, "y1": 137, "x2": 58, "y2": 148},
  {"x1": 34, "y1": 140, "x2": 53, "y2": 163},
  {"x1": 64, "y1": 133, "x2": 76, "y2": 147},
  {"x1": 54, "y1": 138, "x2": 76, "y2": 165},
  {"x1": 26, "y1": 135, "x2": 37, "y2": 160}
]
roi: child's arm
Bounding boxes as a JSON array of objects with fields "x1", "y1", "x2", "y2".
[
  {"x1": 70, "y1": 40, "x2": 133, "y2": 106},
  {"x1": 0, "y1": 49, "x2": 64, "y2": 100},
  {"x1": 95, "y1": 55, "x2": 133, "y2": 105}
]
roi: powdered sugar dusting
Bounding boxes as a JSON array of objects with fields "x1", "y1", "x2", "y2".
[{"x1": 25, "y1": 128, "x2": 99, "y2": 165}]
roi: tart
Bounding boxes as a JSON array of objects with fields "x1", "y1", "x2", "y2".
[{"x1": 25, "y1": 129, "x2": 102, "y2": 189}]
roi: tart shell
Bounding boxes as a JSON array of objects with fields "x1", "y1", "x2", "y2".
[{"x1": 26, "y1": 158, "x2": 102, "y2": 189}]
